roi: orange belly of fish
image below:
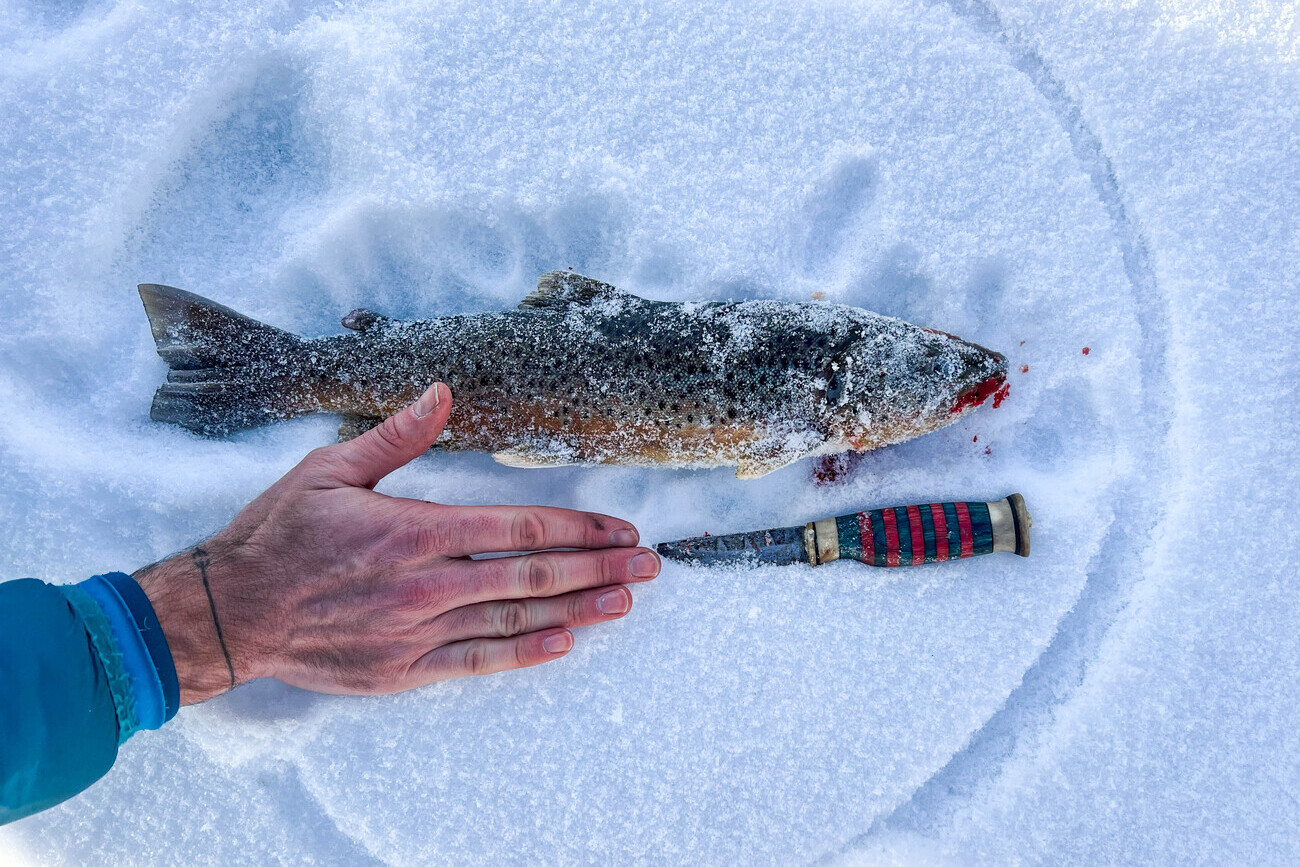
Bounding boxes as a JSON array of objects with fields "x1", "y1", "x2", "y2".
[{"x1": 430, "y1": 395, "x2": 767, "y2": 466}]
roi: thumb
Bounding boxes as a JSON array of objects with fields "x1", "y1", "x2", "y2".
[{"x1": 328, "y1": 383, "x2": 451, "y2": 489}]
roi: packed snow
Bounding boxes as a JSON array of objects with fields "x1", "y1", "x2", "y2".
[{"x1": 0, "y1": 0, "x2": 1295, "y2": 863}]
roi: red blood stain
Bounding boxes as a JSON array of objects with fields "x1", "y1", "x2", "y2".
[
  {"x1": 1019, "y1": 340, "x2": 1025, "y2": 346},
  {"x1": 973, "y1": 435, "x2": 978, "y2": 443},
  {"x1": 949, "y1": 373, "x2": 1006, "y2": 415},
  {"x1": 1019, "y1": 364, "x2": 1029, "y2": 374},
  {"x1": 813, "y1": 452, "x2": 864, "y2": 486},
  {"x1": 992, "y1": 382, "x2": 1011, "y2": 408},
  {"x1": 1082, "y1": 346, "x2": 1091, "y2": 355},
  {"x1": 984, "y1": 446, "x2": 992, "y2": 455}
]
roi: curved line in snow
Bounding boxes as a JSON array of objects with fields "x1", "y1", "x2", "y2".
[{"x1": 825, "y1": 0, "x2": 1176, "y2": 857}]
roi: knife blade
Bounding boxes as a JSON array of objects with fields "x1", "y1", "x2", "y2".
[{"x1": 655, "y1": 493, "x2": 1031, "y2": 568}]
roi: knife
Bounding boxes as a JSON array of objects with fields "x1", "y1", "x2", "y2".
[{"x1": 655, "y1": 494, "x2": 1031, "y2": 567}]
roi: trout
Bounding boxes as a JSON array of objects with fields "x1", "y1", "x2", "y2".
[{"x1": 139, "y1": 271, "x2": 1007, "y2": 478}]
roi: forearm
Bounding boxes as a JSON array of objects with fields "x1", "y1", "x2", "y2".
[
  {"x1": 0, "y1": 573, "x2": 178, "y2": 824},
  {"x1": 0, "y1": 544, "x2": 267, "y2": 824}
]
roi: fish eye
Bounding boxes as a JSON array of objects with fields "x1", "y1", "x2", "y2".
[
  {"x1": 818, "y1": 358, "x2": 848, "y2": 407},
  {"x1": 826, "y1": 370, "x2": 844, "y2": 405}
]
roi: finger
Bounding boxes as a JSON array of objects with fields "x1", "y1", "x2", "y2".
[
  {"x1": 433, "y1": 584, "x2": 632, "y2": 644},
  {"x1": 441, "y1": 547, "x2": 660, "y2": 607},
  {"x1": 323, "y1": 383, "x2": 451, "y2": 489},
  {"x1": 431, "y1": 504, "x2": 640, "y2": 556},
  {"x1": 413, "y1": 628, "x2": 574, "y2": 684}
]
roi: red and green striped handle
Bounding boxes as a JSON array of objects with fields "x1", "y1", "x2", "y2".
[{"x1": 803, "y1": 493, "x2": 1031, "y2": 567}]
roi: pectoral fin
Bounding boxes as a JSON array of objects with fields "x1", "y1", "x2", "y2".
[
  {"x1": 491, "y1": 443, "x2": 577, "y2": 468},
  {"x1": 734, "y1": 453, "x2": 796, "y2": 479}
]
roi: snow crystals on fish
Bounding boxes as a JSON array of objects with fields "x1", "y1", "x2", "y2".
[{"x1": 140, "y1": 271, "x2": 1007, "y2": 478}]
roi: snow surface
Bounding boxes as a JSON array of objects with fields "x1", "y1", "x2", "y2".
[{"x1": 0, "y1": 0, "x2": 1295, "y2": 863}]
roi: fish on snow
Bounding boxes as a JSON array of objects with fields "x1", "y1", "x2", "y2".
[{"x1": 139, "y1": 271, "x2": 1007, "y2": 478}]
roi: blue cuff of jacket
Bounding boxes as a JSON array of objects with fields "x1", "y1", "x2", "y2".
[{"x1": 59, "y1": 573, "x2": 180, "y2": 743}]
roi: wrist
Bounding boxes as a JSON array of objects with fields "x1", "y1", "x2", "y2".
[
  {"x1": 134, "y1": 542, "x2": 255, "y2": 705},
  {"x1": 72, "y1": 572, "x2": 180, "y2": 734}
]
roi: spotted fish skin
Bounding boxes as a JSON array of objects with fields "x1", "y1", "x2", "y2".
[{"x1": 140, "y1": 272, "x2": 1007, "y2": 478}]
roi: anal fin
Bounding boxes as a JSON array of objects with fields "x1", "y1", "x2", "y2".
[
  {"x1": 338, "y1": 415, "x2": 381, "y2": 442},
  {"x1": 491, "y1": 443, "x2": 577, "y2": 469}
]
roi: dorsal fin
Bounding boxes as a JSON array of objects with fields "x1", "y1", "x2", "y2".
[
  {"x1": 341, "y1": 308, "x2": 388, "y2": 332},
  {"x1": 518, "y1": 271, "x2": 633, "y2": 310}
]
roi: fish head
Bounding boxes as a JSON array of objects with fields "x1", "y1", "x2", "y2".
[{"x1": 814, "y1": 322, "x2": 1007, "y2": 449}]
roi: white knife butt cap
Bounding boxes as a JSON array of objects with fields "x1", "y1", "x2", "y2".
[
  {"x1": 988, "y1": 493, "x2": 1031, "y2": 557},
  {"x1": 1007, "y1": 492, "x2": 1031, "y2": 557}
]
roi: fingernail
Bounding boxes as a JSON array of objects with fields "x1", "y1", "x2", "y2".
[
  {"x1": 542, "y1": 631, "x2": 573, "y2": 654},
  {"x1": 609, "y1": 528, "x2": 638, "y2": 547},
  {"x1": 597, "y1": 588, "x2": 630, "y2": 615},
  {"x1": 413, "y1": 383, "x2": 442, "y2": 418},
  {"x1": 629, "y1": 551, "x2": 660, "y2": 579}
]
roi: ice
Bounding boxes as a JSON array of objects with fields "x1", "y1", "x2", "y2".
[{"x1": 0, "y1": 0, "x2": 1295, "y2": 863}]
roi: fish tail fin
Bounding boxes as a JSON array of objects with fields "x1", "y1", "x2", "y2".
[{"x1": 139, "y1": 283, "x2": 316, "y2": 436}]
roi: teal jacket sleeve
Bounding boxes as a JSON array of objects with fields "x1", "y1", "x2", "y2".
[{"x1": 0, "y1": 573, "x2": 180, "y2": 824}]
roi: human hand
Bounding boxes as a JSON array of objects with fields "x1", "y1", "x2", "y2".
[{"x1": 134, "y1": 383, "x2": 659, "y2": 705}]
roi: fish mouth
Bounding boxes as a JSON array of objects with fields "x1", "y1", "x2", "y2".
[
  {"x1": 949, "y1": 371, "x2": 1007, "y2": 415},
  {"x1": 948, "y1": 346, "x2": 1010, "y2": 415}
]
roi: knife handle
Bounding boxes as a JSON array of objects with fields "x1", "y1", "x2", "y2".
[{"x1": 803, "y1": 494, "x2": 1031, "y2": 567}]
